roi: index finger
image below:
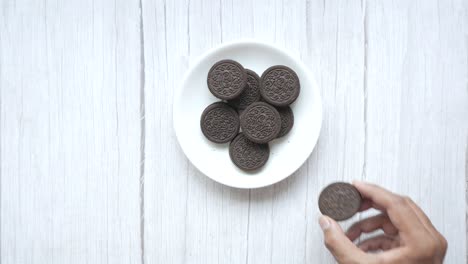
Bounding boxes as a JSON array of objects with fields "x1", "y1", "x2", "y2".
[
  {"x1": 352, "y1": 181, "x2": 424, "y2": 234},
  {"x1": 353, "y1": 181, "x2": 397, "y2": 209}
]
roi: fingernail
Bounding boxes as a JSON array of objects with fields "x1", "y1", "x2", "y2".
[{"x1": 319, "y1": 216, "x2": 330, "y2": 231}]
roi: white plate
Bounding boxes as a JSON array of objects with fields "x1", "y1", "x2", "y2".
[{"x1": 173, "y1": 40, "x2": 322, "y2": 189}]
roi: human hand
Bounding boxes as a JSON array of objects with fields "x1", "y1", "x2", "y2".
[{"x1": 318, "y1": 181, "x2": 447, "y2": 264}]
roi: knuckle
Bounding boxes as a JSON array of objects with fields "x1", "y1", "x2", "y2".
[
  {"x1": 440, "y1": 236, "x2": 448, "y2": 252},
  {"x1": 360, "y1": 219, "x2": 372, "y2": 230},
  {"x1": 428, "y1": 241, "x2": 438, "y2": 253},
  {"x1": 402, "y1": 196, "x2": 413, "y2": 203},
  {"x1": 421, "y1": 241, "x2": 438, "y2": 258},
  {"x1": 348, "y1": 222, "x2": 359, "y2": 232},
  {"x1": 392, "y1": 196, "x2": 407, "y2": 207},
  {"x1": 408, "y1": 236, "x2": 439, "y2": 260}
]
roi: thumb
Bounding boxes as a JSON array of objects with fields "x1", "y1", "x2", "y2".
[{"x1": 319, "y1": 215, "x2": 370, "y2": 263}]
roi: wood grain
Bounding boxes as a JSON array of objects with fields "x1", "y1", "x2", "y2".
[
  {"x1": 305, "y1": 0, "x2": 366, "y2": 262},
  {"x1": 364, "y1": 1, "x2": 467, "y2": 262},
  {"x1": 0, "y1": 0, "x2": 466, "y2": 263},
  {"x1": 141, "y1": 0, "x2": 192, "y2": 262},
  {"x1": 0, "y1": 0, "x2": 142, "y2": 263}
]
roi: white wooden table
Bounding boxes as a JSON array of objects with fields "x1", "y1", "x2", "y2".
[{"x1": 1, "y1": 0, "x2": 467, "y2": 263}]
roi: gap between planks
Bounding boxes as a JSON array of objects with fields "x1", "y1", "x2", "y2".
[{"x1": 138, "y1": 0, "x2": 146, "y2": 262}]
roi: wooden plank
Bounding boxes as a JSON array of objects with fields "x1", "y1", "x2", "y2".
[
  {"x1": 365, "y1": 0, "x2": 467, "y2": 263},
  {"x1": 141, "y1": 0, "x2": 193, "y2": 262},
  {"x1": 304, "y1": 0, "x2": 366, "y2": 263},
  {"x1": 140, "y1": 0, "x2": 196, "y2": 261},
  {"x1": 0, "y1": 0, "x2": 142, "y2": 263}
]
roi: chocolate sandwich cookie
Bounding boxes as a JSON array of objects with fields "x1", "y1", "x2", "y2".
[
  {"x1": 318, "y1": 182, "x2": 362, "y2": 221},
  {"x1": 260, "y1": 65, "x2": 300, "y2": 107},
  {"x1": 200, "y1": 102, "x2": 240, "y2": 144},
  {"x1": 240, "y1": 102, "x2": 281, "y2": 144},
  {"x1": 229, "y1": 133, "x2": 270, "y2": 171},
  {"x1": 207, "y1": 59, "x2": 247, "y2": 100},
  {"x1": 276, "y1": 106, "x2": 294, "y2": 138},
  {"x1": 228, "y1": 69, "x2": 261, "y2": 110}
]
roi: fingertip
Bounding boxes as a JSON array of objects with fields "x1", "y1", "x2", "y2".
[
  {"x1": 324, "y1": 215, "x2": 340, "y2": 229},
  {"x1": 352, "y1": 179, "x2": 363, "y2": 185},
  {"x1": 345, "y1": 226, "x2": 360, "y2": 241},
  {"x1": 358, "y1": 199, "x2": 373, "y2": 212},
  {"x1": 352, "y1": 181, "x2": 369, "y2": 197},
  {"x1": 352, "y1": 180, "x2": 367, "y2": 191},
  {"x1": 320, "y1": 216, "x2": 369, "y2": 262},
  {"x1": 358, "y1": 243, "x2": 370, "y2": 252},
  {"x1": 319, "y1": 215, "x2": 331, "y2": 231}
]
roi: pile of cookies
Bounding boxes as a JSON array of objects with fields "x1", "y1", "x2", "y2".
[{"x1": 200, "y1": 59, "x2": 300, "y2": 171}]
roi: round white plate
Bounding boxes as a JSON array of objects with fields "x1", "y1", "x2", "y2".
[{"x1": 173, "y1": 40, "x2": 322, "y2": 189}]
